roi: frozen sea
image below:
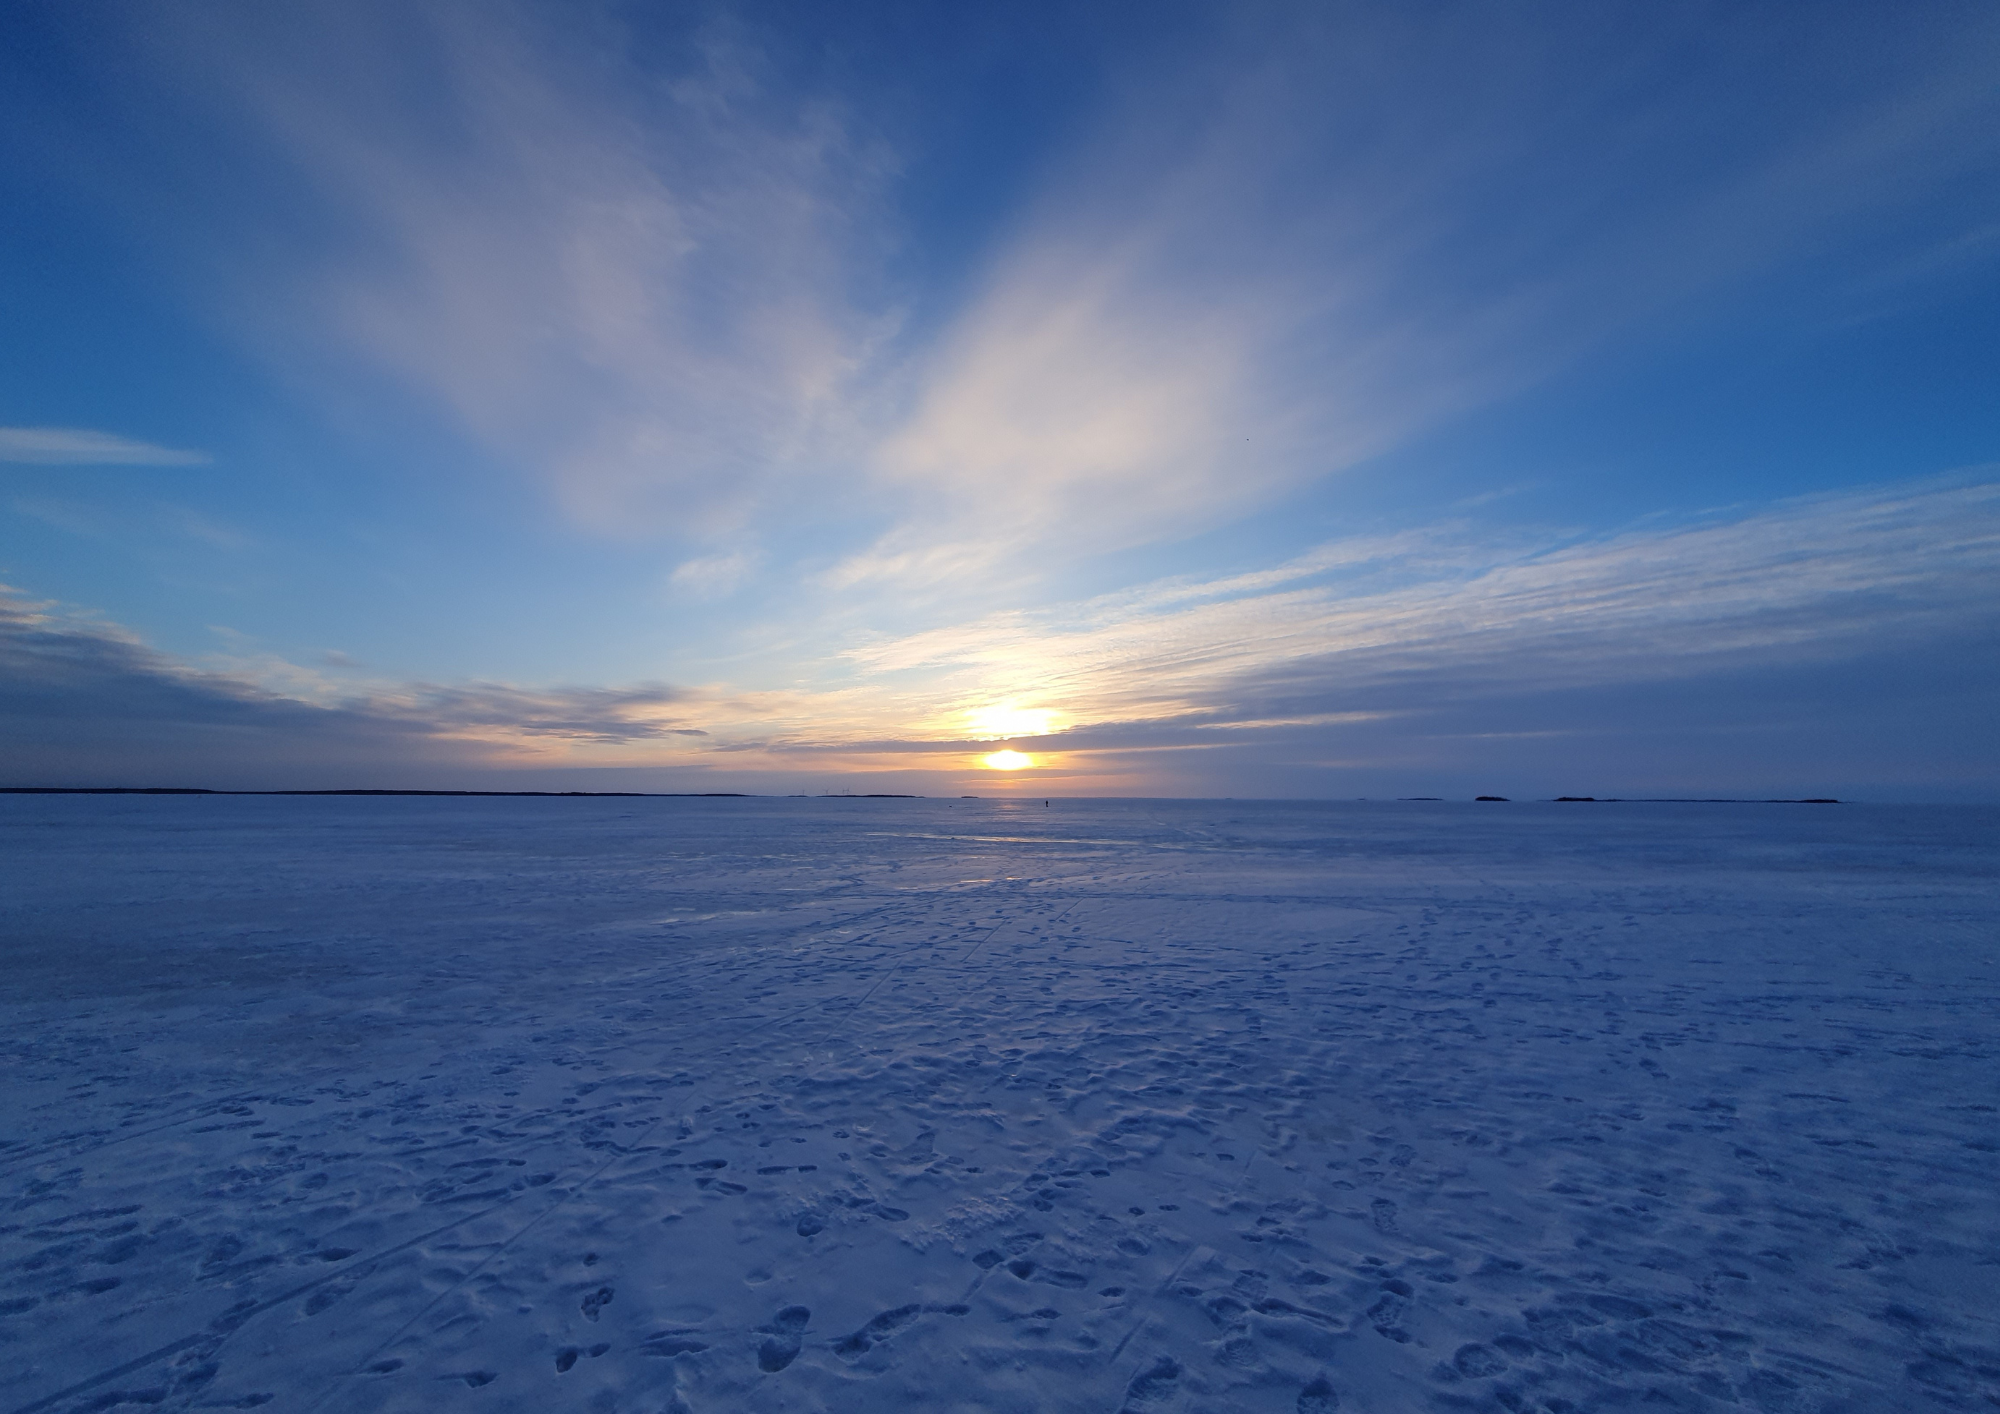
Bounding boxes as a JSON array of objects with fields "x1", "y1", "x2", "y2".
[{"x1": 2, "y1": 796, "x2": 1997, "y2": 1414}]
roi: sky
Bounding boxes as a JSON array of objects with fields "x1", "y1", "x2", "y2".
[{"x1": 2, "y1": 0, "x2": 1997, "y2": 799}]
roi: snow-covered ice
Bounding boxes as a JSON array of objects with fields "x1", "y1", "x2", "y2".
[{"x1": 2, "y1": 796, "x2": 1996, "y2": 1413}]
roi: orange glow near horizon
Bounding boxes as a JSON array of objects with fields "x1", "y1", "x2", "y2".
[{"x1": 982, "y1": 749, "x2": 1035, "y2": 770}]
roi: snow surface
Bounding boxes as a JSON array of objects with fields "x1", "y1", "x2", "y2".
[{"x1": 2, "y1": 796, "x2": 1996, "y2": 1414}]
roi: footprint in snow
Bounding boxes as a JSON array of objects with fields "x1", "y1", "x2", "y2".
[
  {"x1": 1297, "y1": 1375, "x2": 1340, "y2": 1411},
  {"x1": 757, "y1": 1305, "x2": 810, "y2": 1372},
  {"x1": 1216, "y1": 1336, "x2": 1260, "y2": 1368},
  {"x1": 642, "y1": 1333, "x2": 709, "y2": 1357},
  {"x1": 1123, "y1": 1356, "x2": 1181, "y2": 1407},
  {"x1": 304, "y1": 1275, "x2": 356, "y2": 1315},
  {"x1": 1453, "y1": 1343, "x2": 1506, "y2": 1377},
  {"x1": 1007, "y1": 1306, "x2": 1061, "y2": 1324},
  {"x1": 1367, "y1": 1281, "x2": 1411, "y2": 1342},
  {"x1": 834, "y1": 1303, "x2": 921, "y2": 1358},
  {"x1": 581, "y1": 1285, "x2": 613, "y2": 1320}
]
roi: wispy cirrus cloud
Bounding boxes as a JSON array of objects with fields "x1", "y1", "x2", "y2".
[
  {"x1": 834, "y1": 474, "x2": 2000, "y2": 746},
  {"x1": 0, "y1": 427, "x2": 209, "y2": 466},
  {"x1": 123, "y1": 1, "x2": 895, "y2": 540},
  {"x1": 838, "y1": 5, "x2": 2000, "y2": 587},
  {"x1": 669, "y1": 549, "x2": 760, "y2": 600},
  {"x1": 3, "y1": 474, "x2": 1995, "y2": 793},
  {"x1": 61, "y1": 1, "x2": 2000, "y2": 607},
  {"x1": 0, "y1": 587, "x2": 713, "y2": 788},
  {"x1": 366, "y1": 684, "x2": 709, "y2": 744}
]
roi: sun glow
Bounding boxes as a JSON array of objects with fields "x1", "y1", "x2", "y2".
[
  {"x1": 966, "y1": 702, "x2": 1060, "y2": 739},
  {"x1": 982, "y1": 749, "x2": 1034, "y2": 770}
]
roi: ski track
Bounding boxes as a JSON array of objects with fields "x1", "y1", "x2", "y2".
[{"x1": 1, "y1": 796, "x2": 1996, "y2": 1413}]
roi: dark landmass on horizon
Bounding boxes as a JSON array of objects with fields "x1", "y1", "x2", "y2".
[
  {"x1": 0, "y1": 787, "x2": 747, "y2": 798},
  {"x1": 1552, "y1": 796, "x2": 1839, "y2": 804}
]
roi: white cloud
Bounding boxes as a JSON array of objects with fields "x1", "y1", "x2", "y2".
[
  {"x1": 68, "y1": 1, "x2": 2000, "y2": 604},
  {"x1": 838, "y1": 475, "x2": 2000, "y2": 738},
  {"x1": 836, "y1": 6, "x2": 2000, "y2": 588},
  {"x1": 136, "y1": 2, "x2": 895, "y2": 540},
  {"x1": 11, "y1": 497, "x2": 102, "y2": 536},
  {"x1": 2, "y1": 586, "x2": 713, "y2": 758},
  {"x1": 2, "y1": 474, "x2": 1994, "y2": 790},
  {"x1": 848, "y1": 241, "x2": 1272, "y2": 579},
  {"x1": 0, "y1": 427, "x2": 209, "y2": 466},
  {"x1": 668, "y1": 549, "x2": 758, "y2": 599}
]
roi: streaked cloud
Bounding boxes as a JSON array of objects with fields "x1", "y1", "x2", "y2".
[
  {"x1": 68, "y1": 2, "x2": 1998, "y2": 601},
  {"x1": 834, "y1": 476, "x2": 2000, "y2": 748},
  {"x1": 7, "y1": 474, "x2": 1988, "y2": 794},
  {"x1": 127, "y1": 1, "x2": 894, "y2": 541},
  {"x1": 0, "y1": 427, "x2": 209, "y2": 466},
  {"x1": 5, "y1": 5, "x2": 1994, "y2": 796},
  {"x1": 838, "y1": 6, "x2": 2000, "y2": 587},
  {"x1": 670, "y1": 550, "x2": 759, "y2": 600},
  {"x1": 366, "y1": 684, "x2": 709, "y2": 745},
  {"x1": 0, "y1": 587, "x2": 712, "y2": 789}
]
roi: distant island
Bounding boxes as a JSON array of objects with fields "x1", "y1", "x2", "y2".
[
  {"x1": 1552, "y1": 796, "x2": 1839, "y2": 804},
  {"x1": 0, "y1": 787, "x2": 750, "y2": 798}
]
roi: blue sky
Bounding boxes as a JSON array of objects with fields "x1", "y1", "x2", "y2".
[{"x1": 2, "y1": 0, "x2": 1996, "y2": 797}]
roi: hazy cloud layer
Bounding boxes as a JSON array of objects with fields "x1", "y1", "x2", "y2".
[
  {"x1": 7, "y1": 4, "x2": 1995, "y2": 795},
  {"x1": 843, "y1": 476, "x2": 2000, "y2": 736},
  {"x1": 0, "y1": 427, "x2": 209, "y2": 466},
  {"x1": 825, "y1": 4, "x2": 2000, "y2": 584},
  {"x1": 0, "y1": 588, "x2": 710, "y2": 787},
  {"x1": 69, "y1": 2, "x2": 2000, "y2": 594},
  {"x1": 6, "y1": 475, "x2": 1993, "y2": 794},
  {"x1": 125, "y1": 1, "x2": 895, "y2": 539}
]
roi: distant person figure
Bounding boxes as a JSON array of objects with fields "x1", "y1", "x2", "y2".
[{"x1": 1044, "y1": 800, "x2": 1049, "y2": 807}]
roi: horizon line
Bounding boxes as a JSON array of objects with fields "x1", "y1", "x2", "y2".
[{"x1": 0, "y1": 787, "x2": 1857, "y2": 804}]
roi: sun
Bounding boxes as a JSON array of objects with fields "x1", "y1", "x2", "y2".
[{"x1": 982, "y1": 749, "x2": 1034, "y2": 770}]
